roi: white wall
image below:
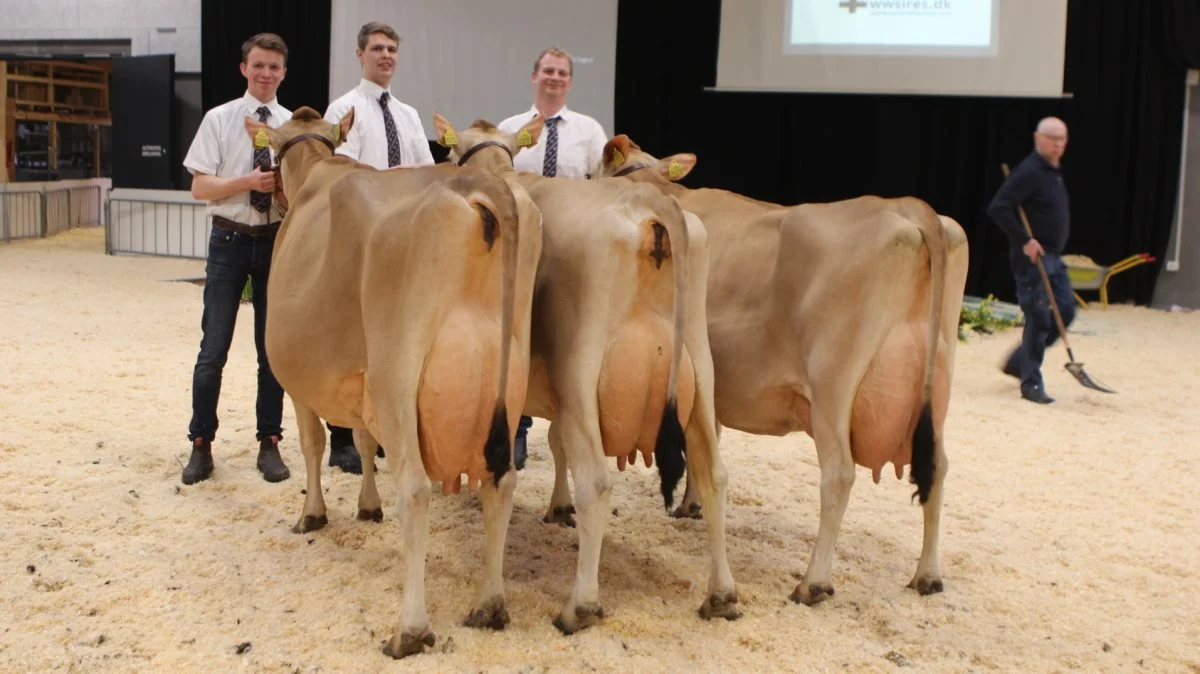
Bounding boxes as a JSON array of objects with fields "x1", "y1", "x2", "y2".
[
  {"x1": 329, "y1": 0, "x2": 619, "y2": 137},
  {"x1": 0, "y1": 0, "x2": 201, "y2": 72}
]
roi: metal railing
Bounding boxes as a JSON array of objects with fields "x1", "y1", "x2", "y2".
[
  {"x1": 0, "y1": 184, "x2": 103, "y2": 242},
  {"x1": 105, "y1": 191, "x2": 211, "y2": 259}
]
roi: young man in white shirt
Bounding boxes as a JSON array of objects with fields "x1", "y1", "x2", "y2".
[
  {"x1": 319, "y1": 21, "x2": 436, "y2": 465},
  {"x1": 497, "y1": 46, "x2": 610, "y2": 469},
  {"x1": 324, "y1": 21, "x2": 435, "y2": 171},
  {"x1": 179, "y1": 33, "x2": 297, "y2": 485}
]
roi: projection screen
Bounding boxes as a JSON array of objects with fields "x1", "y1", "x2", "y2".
[{"x1": 715, "y1": 0, "x2": 1070, "y2": 97}]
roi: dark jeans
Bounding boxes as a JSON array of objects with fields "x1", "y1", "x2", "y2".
[
  {"x1": 187, "y1": 225, "x2": 283, "y2": 443},
  {"x1": 1005, "y1": 253, "x2": 1077, "y2": 393}
]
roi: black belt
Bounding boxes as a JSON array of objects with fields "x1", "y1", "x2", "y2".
[{"x1": 213, "y1": 215, "x2": 280, "y2": 237}]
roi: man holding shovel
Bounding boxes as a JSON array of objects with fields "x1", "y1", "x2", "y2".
[{"x1": 987, "y1": 116, "x2": 1076, "y2": 404}]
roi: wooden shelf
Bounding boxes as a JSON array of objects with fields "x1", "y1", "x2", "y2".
[{"x1": 2, "y1": 58, "x2": 112, "y2": 183}]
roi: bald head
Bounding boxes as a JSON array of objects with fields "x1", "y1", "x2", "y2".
[{"x1": 1034, "y1": 116, "x2": 1068, "y2": 165}]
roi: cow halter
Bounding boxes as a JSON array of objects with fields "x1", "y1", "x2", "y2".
[
  {"x1": 455, "y1": 141, "x2": 514, "y2": 167},
  {"x1": 613, "y1": 162, "x2": 653, "y2": 178},
  {"x1": 268, "y1": 132, "x2": 337, "y2": 217}
]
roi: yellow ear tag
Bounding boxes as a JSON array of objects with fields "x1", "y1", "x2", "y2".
[
  {"x1": 254, "y1": 129, "x2": 270, "y2": 148},
  {"x1": 668, "y1": 159, "x2": 684, "y2": 179},
  {"x1": 610, "y1": 149, "x2": 625, "y2": 168},
  {"x1": 516, "y1": 128, "x2": 532, "y2": 147},
  {"x1": 443, "y1": 128, "x2": 458, "y2": 146},
  {"x1": 333, "y1": 124, "x2": 340, "y2": 142}
]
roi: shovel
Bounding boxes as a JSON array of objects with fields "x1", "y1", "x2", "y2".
[{"x1": 1001, "y1": 163, "x2": 1115, "y2": 394}]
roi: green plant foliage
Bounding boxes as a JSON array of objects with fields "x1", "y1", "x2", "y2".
[{"x1": 959, "y1": 294, "x2": 1021, "y2": 341}]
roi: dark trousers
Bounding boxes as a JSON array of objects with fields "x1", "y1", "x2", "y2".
[
  {"x1": 1005, "y1": 253, "x2": 1077, "y2": 393},
  {"x1": 187, "y1": 225, "x2": 283, "y2": 443}
]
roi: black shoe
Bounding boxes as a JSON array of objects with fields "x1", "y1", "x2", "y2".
[
  {"x1": 514, "y1": 433, "x2": 527, "y2": 471},
  {"x1": 328, "y1": 441, "x2": 363, "y2": 474},
  {"x1": 181, "y1": 438, "x2": 214, "y2": 485},
  {"x1": 1021, "y1": 387, "x2": 1055, "y2": 404},
  {"x1": 376, "y1": 445, "x2": 386, "y2": 459},
  {"x1": 257, "y1": 435, "x2": 291, "y2": 482}
]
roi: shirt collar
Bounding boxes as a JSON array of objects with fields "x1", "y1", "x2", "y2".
[
  {"x1": 529, "y1": 104, "x2": 571, "y2": 123},
  {"x1": 358, "y1": 78, "x2": 392, "y2": 102},
  {"x1": 242, "y1": 90, "x2": 279, "y2": 112}
]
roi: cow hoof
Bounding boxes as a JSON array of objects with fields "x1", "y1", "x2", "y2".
[
  {"x1": 356, "y1": 508, "x2": 384, "y2": 523},
  {"x1": 790, "y1": 582, "x2": 834, "y2": 606},
  {"x1": 908, "y1": 576, "x2": 944, "y2": 596},
  {"x1": 672, "y1": 502, "x2": 703, "y2": 520},
  {"x1": 382, "y1": 629, "x2": 435, "y2": 659},
  {"x1": 463, "y1": 597, "x2": 510, "y2": 630},
  {"x1": 291, "y1": 514, "x2": 328, "y2": 534},
  {"x1": 542, "y1": 505, "x2": 576, "y2": 528},
  {"x1": 698, "y1": 590, "x2": 742, "y2": 621},
  {"x1": 552, "y1": 603, "x2": 605, "y2": 635}
]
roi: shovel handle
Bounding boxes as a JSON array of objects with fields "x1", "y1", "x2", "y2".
[{"x1": 1001, "y1": 163, "x2": 1076, "y2": 360}]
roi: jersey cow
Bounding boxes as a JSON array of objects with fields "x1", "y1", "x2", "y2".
[{"x1": 591, "y1": 135, "x2": 970, "y2": 606}]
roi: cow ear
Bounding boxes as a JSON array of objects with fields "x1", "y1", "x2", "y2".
[
  {"x1": 603, "y1": 135, "x2": 633, "y2": 171},
  {"x1": 336, "y1": 108, "x2": 355, "y2": 145},
  {"x1": 433, "y1": 111, "x2": 459, "y2": 147},
  {"x1": 658, "y1": 153, "x2": 696, "y2": 181},
  {"x1": 515, "y1": 115, "x2": 543, "y2": 150}
]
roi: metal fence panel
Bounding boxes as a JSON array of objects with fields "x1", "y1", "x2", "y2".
[
  {"x1": 1, "y1": 190, "x2": 45, "y2": 242},
  {"x1": 105, "y1": 191, "x2": 211, "y2": 260},
  {"x1": 2, "y1": 184, "x2": 103, "y2": 243}
]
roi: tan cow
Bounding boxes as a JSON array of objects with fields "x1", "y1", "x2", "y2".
[
  {"x1": 430, "y1": 113, "x2": 742, "y2": 632},
  {"x1": 245, "y1": 107, "x2": 542, "y2": 658},
  {"x1": 592, "y1": 135, "x2": 969, "y2": 606}
]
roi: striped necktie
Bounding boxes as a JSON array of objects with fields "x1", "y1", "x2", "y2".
[
  {"x1": 249, "y1": 105, "x2": 272, "y2": 214},
  {"x1": 542, "y1": 116, "x2": 560, "y2": 177}
]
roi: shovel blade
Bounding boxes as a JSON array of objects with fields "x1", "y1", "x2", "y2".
[{"x1": 1065, "y1": 362, "x2": 1116, "y2": 394}]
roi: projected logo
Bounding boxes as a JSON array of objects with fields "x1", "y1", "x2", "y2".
[{"x1": 839, "y1": 0, "x2": 952, "y2": 16}]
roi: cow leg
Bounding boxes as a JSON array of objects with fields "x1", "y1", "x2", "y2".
[
  {"x1": 685, "y1": 404, "x2": 741, "y2": 621},
  {"x1": 909, "y1": 437, "x2": 947, "y2": 595},
  {"x1": 291, "y1": 402, "x2": 328, "y2": 533},
  {"x1": 552, "y1": 415, "x2": 611, "y2": 635},
  {"x1": 463, "y1": 467, "x2": 517, "y2": 630},
  {"x1": 791, "y1": 403, "x2": 855, "y2": 606},
  {"x1": 383, "y1": 443, "x2": 435, "y2": 659},
  {"x1": 673, "y1": 421, "x2": 722, "y2": 519},
  {"x1": 354, "y1": 429, "x2": 384, "y2": 523},
  {"x1": 542, "y1": 421, "x2": 576, "y2": 527},
  {"x1": 671, "y1": 466, "x2": 702, "y2": 520}
]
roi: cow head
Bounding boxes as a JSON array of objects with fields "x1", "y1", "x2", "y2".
[
  {"x1": 243, "y1": 106, "x2": 355, "y2": 213},
  {"x1": 593, "y1": 134, "x2": 697, "y2": 184},
  {"x1": 432, "y1": 111, "x2": 543, "y2": 171}
]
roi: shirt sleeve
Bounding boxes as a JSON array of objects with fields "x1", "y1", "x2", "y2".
[
  {"x1": 326, "y1": 97, "x2": 362, "y2": 162},
  {"x1": 987, "y1": 163, "x2": 1037, "y2": 246},
  {"x1": 585, "y1": 119, "x2": 609, "y2": 178},
  {"x1": 182, "y1": 109, "x2": 222, "y2": 176},
  {"x1": 405, "y1": 107, "x2": 436, "y2": 167}
]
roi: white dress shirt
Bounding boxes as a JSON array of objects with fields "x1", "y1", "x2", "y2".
[
  {"x1": 497, "y1": 104, "x2": 608, "y2": 180},
  {"x1": 183, "y1": 91, "x2": 291, "y2": 226},
  {"x1": 324, "y1": 78, "x2": 435, "y2": 170}
]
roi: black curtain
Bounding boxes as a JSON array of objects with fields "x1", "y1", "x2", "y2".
[
  {"x1": 200, "y1": 0, "x2": 331, "y2": 116},
  {"x1": 614, "y1": 0, "x2": 1200, "y2": 306}
]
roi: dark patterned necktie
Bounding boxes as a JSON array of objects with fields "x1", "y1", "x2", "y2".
[
  {"x1": 542, "y1": 116, "x2": 560, "y2": 177},
  {"x1": 249, "y1": 105, "x2": 271, "y2": 214},
  {"x1": 380, "y1": 92, "x2": 402, "y2": 168}
]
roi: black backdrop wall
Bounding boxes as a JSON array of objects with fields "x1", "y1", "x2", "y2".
[
  {"x1": 200, "y1": 0, "x2": 332, "y2": 117},
  {"x1": 613, "y1": 1, "x2": 1200, "y2": 306}
]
